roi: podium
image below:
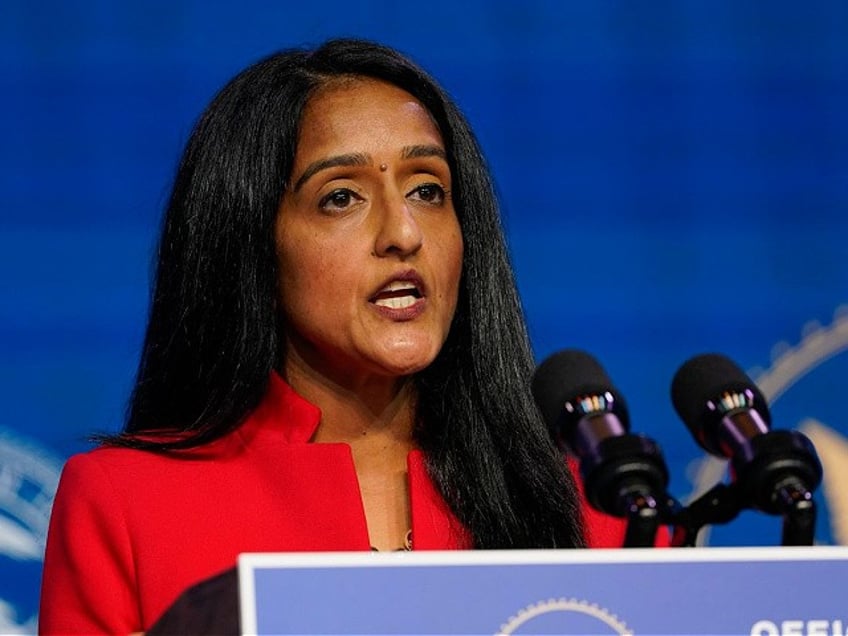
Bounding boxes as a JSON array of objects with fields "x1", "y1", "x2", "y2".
[{"x1": 238, "y1": 546, "x2": 848, "y2": 635}]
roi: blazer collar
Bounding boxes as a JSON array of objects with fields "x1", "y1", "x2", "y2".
[{"x1": 244, "y1": 372, "x2": 323, "y2": 444}]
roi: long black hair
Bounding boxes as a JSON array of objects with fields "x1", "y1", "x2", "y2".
[{"x1": 108, "y1": 38, "x2": 585, "y2": 549}]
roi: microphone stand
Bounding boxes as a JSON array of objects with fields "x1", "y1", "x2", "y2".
[
  {"x1": 581, "y1": 434, "x2": 681, "y2": 548},
  {"x1": 622, "y1": 492, "x2": 660, "y2": 548},
  {"x1": 733, "y1": 429, "x2": 821, "y2": 546},
  {"x1": 585, "y1": 436, "x2": 820, "y2": 547},
  {"x1": 774, "y1": 481, "x2": 817, "y2": 546},
  {"x1": 620, "y1": 490, "x2": 681, "y2": 548},
  {"x1": 668, "y1": 474, "x2": 818, "y2": 547},
  {"x1": 670, "y1": 482, "x2": 743, "y2": 547}
]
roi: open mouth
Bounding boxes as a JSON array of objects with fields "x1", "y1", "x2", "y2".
[{"x1": 370, "y1": 281, "x2": 423, "y2": 309}]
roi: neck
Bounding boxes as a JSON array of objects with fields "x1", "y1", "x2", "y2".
[{"x1": 282, "y1": 347, "x2": 417, "y2": 444}]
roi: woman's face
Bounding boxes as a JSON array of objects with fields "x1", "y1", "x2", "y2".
[{"x1": 276, "y1": 78, "x2": 463, "y2": 386}]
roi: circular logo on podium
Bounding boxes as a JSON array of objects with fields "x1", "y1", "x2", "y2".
[{"x1": 498, "y1": 597, "x2": 632, "y2": 635}]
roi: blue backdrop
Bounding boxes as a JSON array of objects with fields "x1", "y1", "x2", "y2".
[{"x1": 2, "y1": 2, "x2": 847, "y2": 630}]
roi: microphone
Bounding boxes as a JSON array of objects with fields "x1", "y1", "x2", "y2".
[
  {"x1": 532, "y1": 350, "x2": 672, "y2": 545},
  {"x1": 671, "y1": 353, "x2": 822, "y2": 544}
]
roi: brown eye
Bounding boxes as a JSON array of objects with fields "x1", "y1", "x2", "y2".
[
  {"x1": 408, "y1": 183, "x2": 446, "y2": 205},
  {"x1": 319, "y1": 188, "x2": 362, "y2": 212}
]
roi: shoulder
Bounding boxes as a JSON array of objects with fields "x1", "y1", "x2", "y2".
[
  {"x1": 59, "y1": 445, "x2": 177, "y2": 487},
  {"x1": 60, "y1": 426, "x2": 251, "y2": 481},
  {"x1": 50, "y1": 447, "x2": 168, "y2": 527},
  {"x1": 51, "y1": 443, "x2": 222, "y2": 521}
]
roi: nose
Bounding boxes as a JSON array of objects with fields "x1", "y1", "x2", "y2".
[{"x1": 373, "y1": 192, "x2": 424, "y2": 258}]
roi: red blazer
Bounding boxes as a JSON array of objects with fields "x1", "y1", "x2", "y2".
[{"x1": 40, "y1": 374, "x2": 639, "y2": 634}]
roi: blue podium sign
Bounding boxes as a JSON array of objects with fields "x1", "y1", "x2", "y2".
[{"x1": 239, "y1": 547, "x2": 848, "y2": 635}]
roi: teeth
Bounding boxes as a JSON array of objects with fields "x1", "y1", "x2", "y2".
[
  {"x1": 379, "y1": 281, "x2": 417, "y2": 294},
  {"x1": 374, "y1": 296, "x2": 417, "y2": 309}
]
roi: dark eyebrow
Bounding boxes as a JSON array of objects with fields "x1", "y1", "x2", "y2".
[
  {"x1": 291, "y1": 152, "x2": 372, "y2": 192},
  {"x1": 401, "y1": 144, "x2": 447, "y2": 161},
  {"x1": 290, "y1": 146, "x2": 447, "y2": 193}
]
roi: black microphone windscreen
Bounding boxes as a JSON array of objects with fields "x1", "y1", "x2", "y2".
[
  {"x1": 532, "y1": 349, "x2": 624, "y2": 431},
  {"x1": 670, "y1": 353, "x2": 771, "y2": 439}
]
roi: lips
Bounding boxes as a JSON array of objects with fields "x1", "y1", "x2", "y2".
[{"x1": 369, "y1": 272, "x2": 426, "y2": 312}]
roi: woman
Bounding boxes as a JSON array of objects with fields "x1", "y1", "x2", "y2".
[{"x1": 40, "y1": 38, "x2": 628, "y2": 634}]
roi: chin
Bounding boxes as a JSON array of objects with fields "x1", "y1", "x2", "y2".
[
  {"x1": 378, "y1": 357, "x2": 434, "y2": 377},
  {"x1": 374, "y1": 344, "x2": 441, "y2": 377}
]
